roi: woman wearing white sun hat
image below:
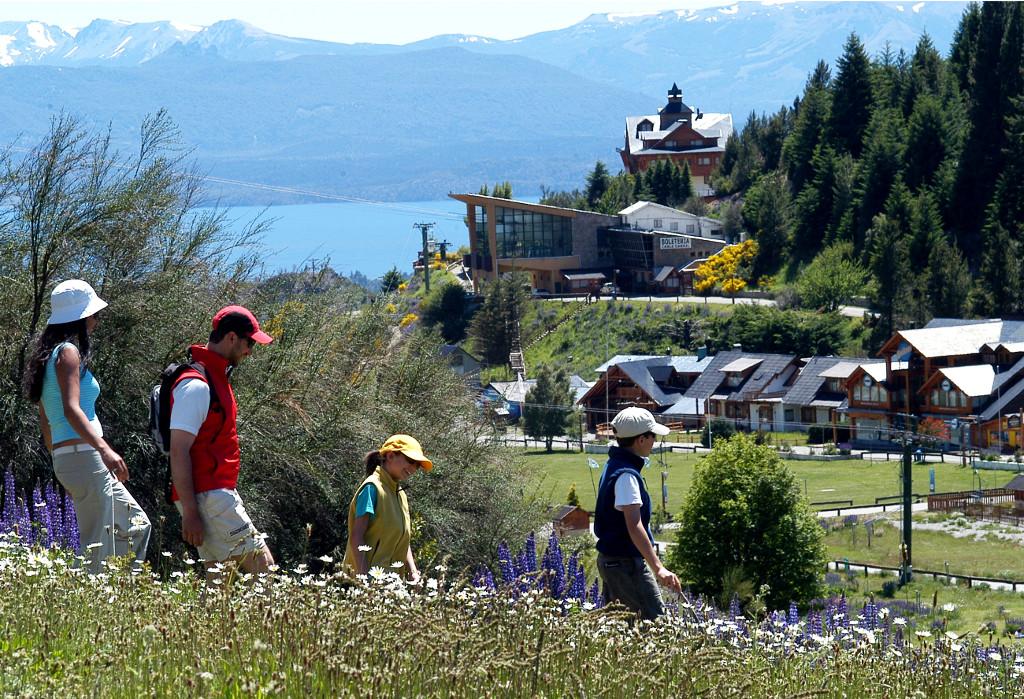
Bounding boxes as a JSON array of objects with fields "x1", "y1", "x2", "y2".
[{"x1": 22, "y1": 279, "x2": 151, "y2": 573}]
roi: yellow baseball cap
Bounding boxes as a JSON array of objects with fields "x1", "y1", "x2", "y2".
[{"x1": 380, "y1": 434, "x2": 433, "y2": 472}]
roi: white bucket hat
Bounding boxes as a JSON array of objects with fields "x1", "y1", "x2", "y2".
[
  {"x1": 47, "y1": 279, "x2": 108, "y2": 325},
  {"x1": 611, "y1": 406, "x2": 671, "y2": 439}
]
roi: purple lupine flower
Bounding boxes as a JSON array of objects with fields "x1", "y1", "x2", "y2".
[
  {"x1": 32, "y1": 486, "x2": 50, "y2": 549},
  {"x1": 473, "y1": 566, "x2": 497, "y2": 591},
  {"x1": 837, "y1": 596, "x2": 848, "y2": 627},
  {"x1": 1, "y1": 468, "x2": 17, "y2": 534},
  {"x1": 16, "y1": 496, "x2": 31, "y2": 545},
  {"x1": 788, "y1": 601, "x2": 799, "y2": 626},
  {"x1": 861, "y1": 601, "x2": 878, "y2": 631},
  {"x1": 729, "y1": 594, "x2": 742, "y2": 622},
  {"x1": 63, "y1": 491, "x2": 80, "y2": 553},
  {"x1": 44, "y1": 482, "x2": 63, "y2": 549},
  {"x1": 568, "y1": 562, "x2": 586, "y2": 601},
  {"x1": 541, "y1": 533, "x2": 566, "y2": 598},
  {"x1": 523, "y1": 532, "x2": 537, "y2": 573},
  {"x1": 807, "y1": 611, "x2": 823, "y2": 636},
  {"x1": 588, "y1": 579, "x2": 602, "y2": 608},
  {"x1": 496, "y1": 542, "x2": 515, "y2": 584}
]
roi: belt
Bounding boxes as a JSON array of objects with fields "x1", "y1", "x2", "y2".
[{"x1": 52, "y1": 443, "x2": 97, "y2": 456}]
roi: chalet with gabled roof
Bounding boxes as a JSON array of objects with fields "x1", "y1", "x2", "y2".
[{"x1": 619, "y1": 83, "x2": 733, "y2": 197}]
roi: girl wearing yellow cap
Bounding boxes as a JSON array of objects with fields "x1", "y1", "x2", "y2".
[{"x1": 343, "y1": 435, "x2": 433, "y2": 581}]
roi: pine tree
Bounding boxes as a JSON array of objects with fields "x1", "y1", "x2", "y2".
[
  {"x1": 986, "y1": 95, "x2": 1024, "y2": 237},
  {"x1": 848, "y1": 108, "x2": 906, "y2": 254},
  {"x1": 951, "y1": 2, "x2": 1011, "y2": 258},
  {"x1": 867, "y1": 214, "x2": 913, "y2": 339},
  {"x1": 871, "y1": 42, "x2": 909, "y2": 112},
  {"x1": 522, "y1": 365, "x2": 574, "y2": 452},
  {"x1": 782, "y1": 71, "x2": 832, "y2": 195},
  {"x1": 903, "y1": 33, "x2": 946, "y2": 113},
  {"x1": 904, "y1": 94, "x2": 951, "y2": 191},
  {"x1": 973, "y1": 219, "x2": 1021, "y2": 316},
  {"x1": 379, "y1": 266, "x2": 406, "y2": 295},
  {"x1": 829, "y1": 33, "x2": 874, "y2": 157},
  {"x1": 927, "y1": 236, "x2": 971, "y2": 318},
  {"x1": 949, "y1": 2, "x2": 982, "y2": 95},
  {"x1": 908, "y1": 190, "x2": 943, "y2": 267},
  {"x1": 743, "y1": 173, "x2": 791, "y2": 278},
  {"x1": 670, "y1": 161, "x2": 695, "y2": 206},
  {"x1": 791, "y1": 144, "x2": 837, "y2": 260},
  {"x1": 469, "y1": 274, "x2": 528, "y2": 366},
  {"x1": 585, "y1": 161, "x2": 611, "y2": 207}
]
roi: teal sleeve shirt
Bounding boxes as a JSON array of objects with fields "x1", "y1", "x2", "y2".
[{"x1": 354, "y1": 484, "x2": 378, "y2": 519}]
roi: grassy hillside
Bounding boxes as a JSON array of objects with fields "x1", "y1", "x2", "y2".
[{"x1": 522, "y1": 300, "x2": 868, "y2": 379}]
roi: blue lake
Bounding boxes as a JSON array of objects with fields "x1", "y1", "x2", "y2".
[{"x1": 215, "y1": 199, "x2": 470, "y2": 279}]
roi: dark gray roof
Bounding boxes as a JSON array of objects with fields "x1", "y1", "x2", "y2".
[
  {"x1": 1005, "y1": 474, "x2": 1024, "y2": 492},
  {"x1": 616, "y1": 359, "x2": 678, "y2": 407},
  {"x1": 683, "y1": 350, "x2": 799, "y2": 403},
  {"x1": 783, "y1": 357, "x2": 863, "y2": 407},
  {"x1": 979, "y1": 376, "x2": 1024, "y2": 421}
]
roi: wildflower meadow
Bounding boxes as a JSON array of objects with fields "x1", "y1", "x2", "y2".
[{"x1": 1, "y1": 514, "x2": 1023, "y2": 697}]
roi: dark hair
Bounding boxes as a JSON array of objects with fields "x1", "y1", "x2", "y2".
[
  {"x1": 363, "y1": 450, "x2": 383, "y2": 477},
  {"x1": 616, "y1": 431, "x2": 654, "y2": 448},
  {"x1": 210, "y1": 312, "x2": 256, "y2": 344},
  {"x1": 22, "y1": 319, "x2": 91, "y2": 402}
]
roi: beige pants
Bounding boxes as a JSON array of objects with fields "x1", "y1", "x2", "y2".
[{"x1": 52, "y1": 449, "x2": 151, "y2": 574}]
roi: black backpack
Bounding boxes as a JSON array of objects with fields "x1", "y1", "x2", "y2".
[{"x1": 148, "y1": 360, "x2": 214, "y2": 455}]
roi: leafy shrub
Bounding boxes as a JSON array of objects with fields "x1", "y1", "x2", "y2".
[
  {"x1": 670, "y1": 434, "x2": 827, "y2": 608},
  {"x1": 701, "y1": 418, "x2": 737, "y2": 447}
]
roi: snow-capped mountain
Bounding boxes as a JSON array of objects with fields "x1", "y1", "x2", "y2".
[
  {"x1": 0, "y1": 21, "x2": 71, "y2": 66},
  {"x1": 54, "y1": 19, "x2": 199, "y2": 65},
  {"x1": 0, "y1": 2, "x2": 972, "y2": 201}
]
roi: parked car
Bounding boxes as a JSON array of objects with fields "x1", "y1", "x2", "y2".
[
  {"x1": 600, "y1": 283, "x2": 620, "y2": 295},
  {"x1": 530, "y1": 289, "x2": 552, "y2": 298}
]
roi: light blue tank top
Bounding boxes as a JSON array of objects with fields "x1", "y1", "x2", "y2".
[{"x1": 41, "y1": 342, "x2": 103, "y2": 444}]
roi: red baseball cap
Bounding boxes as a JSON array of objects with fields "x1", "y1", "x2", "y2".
[{"x1": 212, "y1": 305, "x2": 274, "y2": 345}]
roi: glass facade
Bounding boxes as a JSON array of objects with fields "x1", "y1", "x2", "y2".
[
  {"x1": 495, "y1": 206, "x2": 572, "y2": 258},
  {"x1": 473, "y1": 206, "x2": 487, "y2": 247}
]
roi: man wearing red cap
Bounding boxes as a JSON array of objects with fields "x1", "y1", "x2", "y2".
[{"x1": 168, "y1": 305, "x2": 275, "y2": 577}]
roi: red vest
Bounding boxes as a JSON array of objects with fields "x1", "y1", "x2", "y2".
[{"x1": 170, "y1": 345, "x2": 241, "y2": 500}]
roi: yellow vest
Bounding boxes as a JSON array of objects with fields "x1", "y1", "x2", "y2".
[{"x1": 343, "y1": 466, "x2": 411, "y2": 573}]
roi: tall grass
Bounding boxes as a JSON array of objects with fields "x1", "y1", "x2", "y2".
[{"x1": 1, "y1": 536, "x2": 1021, "y2": 697}]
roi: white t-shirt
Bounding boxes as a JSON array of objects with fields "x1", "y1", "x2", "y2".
[
  {"x1": 169, "y1": 378, "x2": 210, "y2": 436},
  {"x1": 612, "y1": 472, "x2": 643, "y2": 511}
]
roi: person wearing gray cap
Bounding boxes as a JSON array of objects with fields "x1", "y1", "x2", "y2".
[
  {"x1": 593, "y1": 406, "x2": 681, "y2": 619},
  {"x1": 23, "y1": 279, "x2": 151, "y2": 573}
]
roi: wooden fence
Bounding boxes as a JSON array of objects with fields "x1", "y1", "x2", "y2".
[
  {"x1": 829, "y1": 560, "x2": 1024, "y2": 592},
  {"x1": 927, "y1": 488, "x2": 1017, "y2": 512}
]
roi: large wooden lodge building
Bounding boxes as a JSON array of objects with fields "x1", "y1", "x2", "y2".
[{"x1": 569, "y1": 319, "x2": 1024, "y2": 452}]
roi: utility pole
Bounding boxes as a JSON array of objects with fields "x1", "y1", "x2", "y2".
[
  {"x1": 413, "y1": 222, "x2": 435, "y2": 293},
  {"x1": 896, "y1": 412, "x2": 916, "y2": 585}
]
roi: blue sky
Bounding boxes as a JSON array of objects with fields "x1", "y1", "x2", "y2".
[{"x1": 0, "y1": 0, "x2": 742, "y2": 44}]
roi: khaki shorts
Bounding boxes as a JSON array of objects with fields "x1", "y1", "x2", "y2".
[{"x1": 175, "y1": 488, "x2": 263, "y2": 563}]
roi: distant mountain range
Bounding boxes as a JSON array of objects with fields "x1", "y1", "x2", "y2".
[{"x1": 0, "y1": 2, "x2": 969, "y2": 202}]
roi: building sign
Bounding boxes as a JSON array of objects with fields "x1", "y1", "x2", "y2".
[
  {"x1": 659, "y1": 236, "x2": 692, "y2": 250},
  {"x1": 1009, "y1": 415, "x2": 1021, "y2": 428}
]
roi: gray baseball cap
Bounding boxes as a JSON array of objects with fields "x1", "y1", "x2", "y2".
[{"x1": 611, "y1": 407, "x2": 670, "y2": 438}]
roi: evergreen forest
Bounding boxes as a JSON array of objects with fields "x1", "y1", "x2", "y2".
[{"x1": 544, "y1": 2, "x2": 1024, "y2": 346}]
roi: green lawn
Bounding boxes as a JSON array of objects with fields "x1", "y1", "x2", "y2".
[
  {"x1": 824, "y1": 514, "x2": 1024, "y2": 581},
  {"x1": 523, "y1": 449, "x2": 983, "y2": 513}
]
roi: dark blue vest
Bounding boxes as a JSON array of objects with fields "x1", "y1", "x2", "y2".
[{"x1": 594, "y1": 446, "x2": 653, "y2": 557}]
